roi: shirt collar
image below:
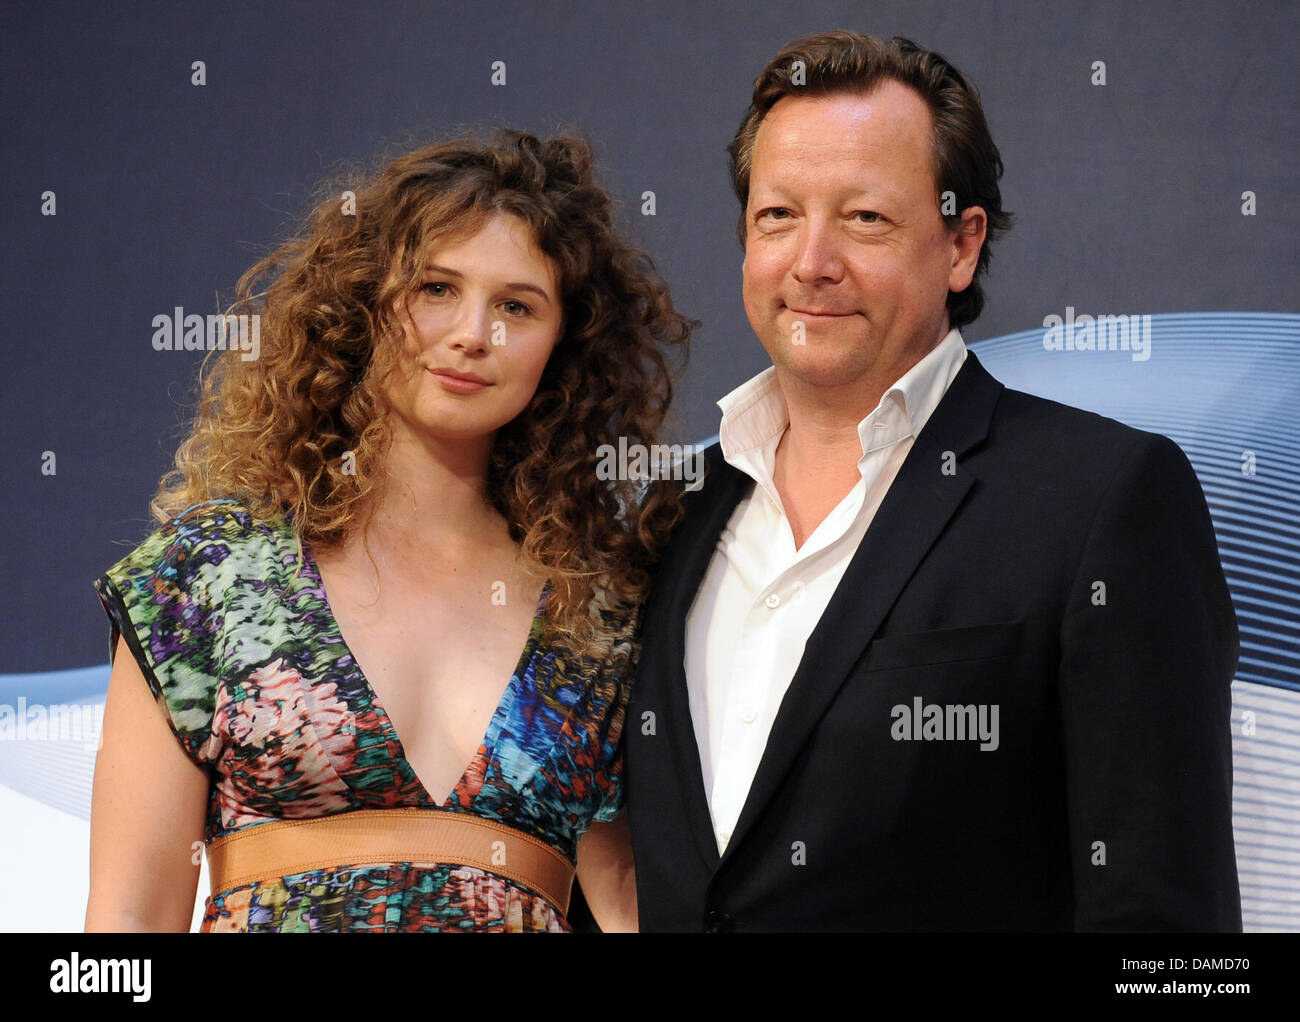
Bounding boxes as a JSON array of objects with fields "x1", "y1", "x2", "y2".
[{"x1": 716, "y1": 327, "x2": 968, "y2": 489}]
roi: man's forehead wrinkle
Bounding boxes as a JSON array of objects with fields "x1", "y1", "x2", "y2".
[
  {"x1": 752, "y1": 148, "x2": 918, "y2": 203},
  {"x1": 753, "y1": 112, "x2": 935, "y2": 193},
  {"x1": 758, "y1": 122, "x2": 883, "y2": 155},
  {"x1": 753, "y1": 141, "x2": 882, "y2": 184}
]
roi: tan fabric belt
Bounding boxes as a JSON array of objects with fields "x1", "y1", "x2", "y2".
[{"x1": 206, "y1": 808, "x2": 575, "y2": 914}]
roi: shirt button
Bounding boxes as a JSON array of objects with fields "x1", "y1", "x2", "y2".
[
  {"x1": 741, "y1": 710, "x2": 757, "y2": 724},
  {"x1": 764, "y1": 593, "x2": 781, "y2": 609}
]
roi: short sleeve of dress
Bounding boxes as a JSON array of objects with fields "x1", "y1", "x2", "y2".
[
  {"x1": 590, "y1": 604, "x2": 641, "y2": 824},
  {"x1": 92, "y1": 503, "x2": 238, "y2": 770}
]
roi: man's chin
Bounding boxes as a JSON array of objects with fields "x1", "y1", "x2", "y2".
[{"x1": 768, "y1": 350, "x2": 879, "y2": 391}]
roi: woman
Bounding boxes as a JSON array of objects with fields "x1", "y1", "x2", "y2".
[{"x1": 84, "y1": 130, "x2": 693, "y2": 932}]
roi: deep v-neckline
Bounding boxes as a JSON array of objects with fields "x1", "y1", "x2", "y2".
[{"x1": 300, "y1": 542, "x2": 547, "y2": 808}]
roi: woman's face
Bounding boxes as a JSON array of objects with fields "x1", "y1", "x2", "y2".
[{"x1": 382, "y1": 212, "x2": 563, "y2": 447}]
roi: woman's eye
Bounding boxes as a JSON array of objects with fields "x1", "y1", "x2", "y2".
[
  {"x1": 501, "y1": 300, "x2": 532, "y2": 317},
  {"x1": 421, "y1": 281, "x2": 450, "y2": 297}
]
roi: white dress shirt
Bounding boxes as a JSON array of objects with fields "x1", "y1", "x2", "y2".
[{"x1": 684, "y1": 327, "x2": 969, "y2": 854}]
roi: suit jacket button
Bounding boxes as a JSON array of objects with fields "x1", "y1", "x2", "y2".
[{"x1": 704, "y1": 909, "x2": 734, "y2": 933}]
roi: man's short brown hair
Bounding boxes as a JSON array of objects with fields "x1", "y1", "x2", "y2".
[{"x1": 728, "y1": 31, "x2": 1013, "y2": 329}]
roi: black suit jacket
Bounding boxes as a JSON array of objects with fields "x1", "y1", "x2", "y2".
[{"x1": 625, "y1": 349, "x2": 1241, "y2": 932}]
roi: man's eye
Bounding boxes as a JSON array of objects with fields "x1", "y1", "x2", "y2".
[
  {"x1": 757, "y1": 207, "x2": 790, "y2": 221},
  {"x1": 855, "y1": 211, "x2": 882, "y2": 224}
]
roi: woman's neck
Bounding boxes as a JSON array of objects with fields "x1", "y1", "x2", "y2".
[{"x1": 362, "y1": 419, "x2": 512, "y2": 559}]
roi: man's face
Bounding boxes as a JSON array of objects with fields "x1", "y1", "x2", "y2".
[{"x1": 741, "y1": 81, "x2": 985, "y2": 393}]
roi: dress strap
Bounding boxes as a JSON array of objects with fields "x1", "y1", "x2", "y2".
[{"x1": 206, "y1": 808, "x2": 575, "y2": 914}]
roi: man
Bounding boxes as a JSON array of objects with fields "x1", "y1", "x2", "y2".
[{"x1": 624, "y1": 31, "x2": 1241, "y2": 931}]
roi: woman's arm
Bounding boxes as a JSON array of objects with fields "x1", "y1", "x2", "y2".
[
  {"x1": 84, "y1": 635, "x2": 210, "y2": 932},
  {"x1": 575, "y1": 809, "x2": 638, "y2": 932}
]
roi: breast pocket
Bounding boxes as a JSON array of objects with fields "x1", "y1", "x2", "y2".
[{"x1": 864, "y1": 620, "x2": 1025, "y2": 672}]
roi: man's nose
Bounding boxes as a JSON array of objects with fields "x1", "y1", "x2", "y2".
[{"x1": 790, "y1": 219, "x2": 845, "y2": 284}]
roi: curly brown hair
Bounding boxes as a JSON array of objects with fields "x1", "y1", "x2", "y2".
[{"x1": 153, "y1": 129, "x2": 695, "y2": 654}]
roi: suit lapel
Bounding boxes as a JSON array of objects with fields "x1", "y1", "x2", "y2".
[
  {"x1": 653, "y1": 451, "x2": 754, "y2": 867},
  {"x1": 719, "y1": 350, "x2": 1005, "y2": 864}
]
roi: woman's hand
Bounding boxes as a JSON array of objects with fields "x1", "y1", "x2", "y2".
[{"x1": 84, "y1": 636, "x2": 209, "y2": 932}]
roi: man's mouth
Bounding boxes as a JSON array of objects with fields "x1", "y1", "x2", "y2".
[{"x1": 784, "y1": 304, "x2": 855, "y2": 318}]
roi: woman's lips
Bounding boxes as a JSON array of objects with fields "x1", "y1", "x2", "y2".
[{"x1": 429, "y1": 368, "x2": 490, "y2": 393}]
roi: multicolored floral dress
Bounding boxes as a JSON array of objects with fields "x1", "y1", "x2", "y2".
[{"x1": 93, "y1": 498, "x2": 634, "y2": 932}]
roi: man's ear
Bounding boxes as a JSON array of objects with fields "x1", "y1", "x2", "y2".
[{"x1": 948, "y1": 206, "x2": 987, "y2": 294}]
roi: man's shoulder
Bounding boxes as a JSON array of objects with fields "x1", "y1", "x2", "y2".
[
  {"x1": 994, "y1": 383, "x2": 1127, "y2": 430},
  {"x1": 975, "y1": 382, "x2": 1200, "y2": 502},
  {"x1": 993, "y1": 385, "x2": 1142, "y2": 445},
  {"x1": 989, "y1": 379, "x2": 1181, "y2": 457}
]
